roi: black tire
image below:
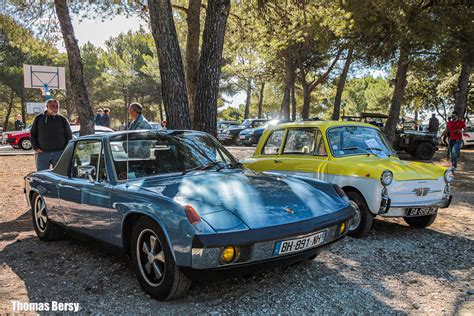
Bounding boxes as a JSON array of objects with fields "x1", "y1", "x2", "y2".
[
  {"x1": 19, "y1": 138, "x2": 32, "y2": 150},
  {"x1": 415, "y1": 142, "x2": 435, "y2": 160},
  {"x1": 131, "y1": 217, "x2": 191, "y2": 300},
  {"x1": 403, "y1": 213, "x2": 437, "y2": 228},
  {"x1": 347, "y1": 191, "x2": 373, "y2": 238},
  {"x1": 31, "y1": 193, "x2": 63, "y2": 241}
]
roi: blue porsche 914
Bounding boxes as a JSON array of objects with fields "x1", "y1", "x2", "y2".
[{"x1": 24, "y1": 130, "x2": 354, "y2": 300}]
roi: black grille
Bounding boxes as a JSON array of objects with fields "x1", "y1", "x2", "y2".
[{"x1": 237, "y1": 245, "x2": 253, "y2": 263}]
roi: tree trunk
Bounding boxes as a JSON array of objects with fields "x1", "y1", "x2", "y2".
[
  {"x1": 194, "y1": 0, "x2": 230, "y2": 136},
  {"x1": 149, "y1": 0, "x2": 191, "y2": 130},
  {"x1": 291, "y1": 80, "x2": 296, "y2": 121},
  {"x1": 20, "y1": 88, "x2": 26, "y2": 124},
  {"x1": 332, "y1": 46, "x2": 353, "y2": 121},
  {"x1": 244, "y1": 79, "x2": 251, "y2": 119},
  {"x1": 3, "y1": 89, "x2": 15, "y2": 132},
  {"x1": 280, "y1": 50, "x2": 295, "y2": 120},
  {"x1": 158, "y1": 99, "x2": 164, "y2": 122},
  {"x1": 186, "y1": 0, "x2": 202, "y2": 128},
  {"x1": 54, "y1": 0, "x2": 94, "y2": 135},
  {"x1": 301, "y1": 83, "x2": 310, "y2": 120},
  {"x1": 257, "y1": 81, "x2": 265, "y2": 119},
  {"x1": 385, "y1": 47, "x2": 409, "y2": 142},
  {"x1": 454, "y1": 58, "x2": 472, "y2": 117}
]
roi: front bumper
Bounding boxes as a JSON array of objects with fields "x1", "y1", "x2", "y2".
[
  {"x1": 190, "y1": 206, "x2": 354, "y2": 269},
  {"x1": 381, "y1": 195, "x2": 452, "y2": 217}
]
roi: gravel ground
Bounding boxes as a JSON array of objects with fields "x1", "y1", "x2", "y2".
[{"x1": 0, "y1": 147, "x2": 473, "y2": 314}]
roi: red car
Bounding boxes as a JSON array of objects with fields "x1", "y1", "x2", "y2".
[{"x1": 5, "y1": 125, "x2": 113, "y2": 150}]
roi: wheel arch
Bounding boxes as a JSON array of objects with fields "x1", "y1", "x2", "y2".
[
  {"x1": 121, "y1": 211, "x2": 177, "y2": 263},
  {"x1": 341, "y1": 186, "x2": 371, "y2": 212}
]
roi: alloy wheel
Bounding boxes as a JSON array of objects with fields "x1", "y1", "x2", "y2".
[
  {"x1": 34, "y1": 195, "x2": 48, "y2": 232},
  {"x1": 136, "y1": 228, "x2": 166, "y2": 287}
]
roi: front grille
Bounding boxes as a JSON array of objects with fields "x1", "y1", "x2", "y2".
[{"x1": 237, "y1": 245, "x2": 253, "y2": 263}]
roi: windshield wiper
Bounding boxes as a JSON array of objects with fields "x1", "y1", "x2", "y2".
[
  {"x1": 341, "y1": 147, "x2": 391, "y2": 157},
  {"x1": 215, "y1": 161, "x2": 243, "y2": 171},
  {"x1": 181, "y1": 161, "x2": 221, "y2": 175}
]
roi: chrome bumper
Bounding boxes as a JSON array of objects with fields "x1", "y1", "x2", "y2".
[
  {"x1": 381, "y1": 195, "x2": 452, "y2": 217},
  {"x1": 190, "y1": 223, "x2": 346, "y2": 269}
]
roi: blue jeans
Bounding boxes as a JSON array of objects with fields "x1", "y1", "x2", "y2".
[
  {"x1": 36, "y1": 150, "x2": 63, "y2": 171},
  {"x1": 449, "y1": 140, "x2": 462, "y2": 168}
]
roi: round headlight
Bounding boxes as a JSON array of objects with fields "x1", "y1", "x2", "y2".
[
  {"x1": 381, "y1": 170, "x2": 393, "y2": 186},
  {"x1": 220, "y1": 246, "x2": 238, "y2": 264},
  {"x1": 444, "y1": 169, "x2": 454, "y2": 183}
]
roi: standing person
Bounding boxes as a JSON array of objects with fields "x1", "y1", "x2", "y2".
[
  {"x1": 441, "y1": 116, "x2": 452, "y2": 159},
  {"x1": 428, "y1": 114, "x2": 440, "y2": 134},
  {"x1": 447, "y1": 111, "x2": 466, "y2": 169},
  {"x1": 14, "y1": 115, "x2": 25, "y2": 131},
  {"x1": 128, "y1": 103, "x2": 152, "y2": 130},
  {"x1": 95, "y1": 109, "x2": 103, "y2": 126},
  {"x1": 101, "y1": 108, "x2": 110, "y2": 127},
  {"x1": 30, "y1": 99, "x2": 72, "y2": 171},
  {"x1": 161, "y1": 120, "x2": 168, "y2": 130},
  {"x1": 118, "y1": 121, "x2": 126, "y2": 131}
]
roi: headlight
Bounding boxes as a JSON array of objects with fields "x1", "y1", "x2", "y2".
[
  {"x1": 381, "y1": 170, "x2": 393, "y2": 186},
  {"x1": 444, "y1": 169, "x2": 454, "y2": 183}
]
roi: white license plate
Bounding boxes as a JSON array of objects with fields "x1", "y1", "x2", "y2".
[
  {"x1": 406, "y1": 207, "x2": 437, "y2": 216},
  {"x1": 273, "y1": 230, "x2": 327, "y2": 256},
  {"x1": 239, "y1": 135, "x2": 246, "y2": 139}
]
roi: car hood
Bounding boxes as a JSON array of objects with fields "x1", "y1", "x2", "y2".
[
  {"x1": 333, "y1": 156, "x2": 445, "y2": 181},
  {"x1": 133, "y1": 170, "x2": 347, "y2": 231}
]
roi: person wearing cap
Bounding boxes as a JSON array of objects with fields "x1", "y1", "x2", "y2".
[
  {"x1": 128, "y1": 103, "x2": 152, "y2": 130},
  {"x1": 101, "y1": 108, "x2": 111, "y2": 127},
  {"x1": 30, "y1": 99, "x2": 72, "y2": 171},
  {"x1": 95, "y1": 109, "x2": 103, "y2": 126}
]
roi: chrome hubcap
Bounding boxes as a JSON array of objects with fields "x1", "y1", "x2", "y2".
[
  {"x1": 34, "y1": 196, "x2": 48, "y2": 232},
  {"x1": 349, "y1": 200, "x2": 361, "y2": 231},
  {"x1": 23, "y1": 139, "x2": 31, "y2": 149},
  {"x1": 136, "y1": 229, "x2": 165, "y2": 287}
]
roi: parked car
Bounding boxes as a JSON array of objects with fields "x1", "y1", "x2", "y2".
[
  {"x1": 343, "y1": 113, "x2": 438, "y2": 160},
  {"x1": 217, "y1": 119, "x2": 268, "y2": 145},
  {"x1": 243, "y1": 121, "x2": 453, "y2": 238},
  {"x1": 25, "y1": 130, "x2": 354, "y2": 300},
  {"x1": 5, "y1": 125, "x2": 113, "y2": 150},
  {"x1": 238, "y1": 119, "x2": 289, "y2": 146},
  {"x1": 217, "y1": 120, "x2": 239, "y2": 133}
]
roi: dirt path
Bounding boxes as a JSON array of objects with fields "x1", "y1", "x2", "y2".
[{"x1": 0, "y1": 148, "x2": 472, "y2": 314}]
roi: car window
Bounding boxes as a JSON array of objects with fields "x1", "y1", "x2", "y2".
[
  {"x1": 283, "y1": 129, "x2": 316, "y2": 155},
  {"x1": 262, "y1": 130, "x2": 285, "y2": 155},
  {"x1": 71, "y1": 140, "x2": 102, "y2": 180},
  {"x1": 252, "y1": 121, "x2": 266, "y2": 128},
  {"x1": 314, "y1": 129, "x2": 327, "y2": 156},
  {"x1": 97, "y1": 145, "x2": 107, "y2": 182}
]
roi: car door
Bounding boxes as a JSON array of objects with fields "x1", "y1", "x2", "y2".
[
  {"x1": 58, "y1": 139, "x2": 112, "y2": 242},
  {"x1": 247, "y1": 129, "x2": 286, "y2": 172},
  {"x1": 278, "y1": 128, "x2": 329, "y2": 180}
]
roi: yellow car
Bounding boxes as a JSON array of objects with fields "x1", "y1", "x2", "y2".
[{"x1": 243, "y1": 121, "x2": 453, "y2": 237}]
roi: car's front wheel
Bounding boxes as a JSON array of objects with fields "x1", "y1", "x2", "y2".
[
  {"x1": 31, "y1": 193, "x2": 63, "y2": 241},
  {"x1": 347, "y1": 191, "x2": 373, "y2": 238},
  {"x1": 403, "y1": 213, "x2": 437, "y2": 228},
  {"x1": 131, "y1": 217, "x2": 191, "y2": 300},
  {"x1": 19, "y1": 138, "x2": 32, "y2": 150}
]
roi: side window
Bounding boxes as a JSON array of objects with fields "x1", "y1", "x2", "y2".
[
  {"x1": 71, "y1": 141, "x2": 102, "y2": 180},
  {"x1": 283, "y1": 129, "x2": 316, "y2": 155},
  {"x1": 314, "y1": 130, "x2": 327, "y2": 156},
  {"x1": 262, "y1": 130, "x2": 285, "y2": 155}
]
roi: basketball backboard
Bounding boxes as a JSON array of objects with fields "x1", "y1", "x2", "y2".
[
  {"x1": 26, "y1": 102, "x2": 45, "y2": 114},
  {"x1": 23, "y1": 64, "x2": 66, "y2": 92}
]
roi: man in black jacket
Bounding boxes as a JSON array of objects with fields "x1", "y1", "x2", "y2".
[
  {"x1": 14, "y1": 115, "x2": 25, "y2": 131},
  {"x1": 30, "y1": 99, "x2": 72, "y2": 171}
]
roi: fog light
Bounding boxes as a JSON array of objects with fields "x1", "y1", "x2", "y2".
[
  {"x1": 220, "y1": 246, "x2": 238, "y2": 264},
  {"x1": 339, "y1": 222, "x2": 346, "y2": 235}
]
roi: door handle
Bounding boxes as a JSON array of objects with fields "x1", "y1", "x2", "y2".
[{"x1": 274, "y1": 159, "x2": 282, "y2": 163}]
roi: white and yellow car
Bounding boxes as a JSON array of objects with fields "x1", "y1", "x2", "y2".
[{"x1": 243, "y1": 121, "x2": 453, "y2": 237}]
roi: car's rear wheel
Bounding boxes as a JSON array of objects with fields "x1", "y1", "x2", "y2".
[
  {"x1": 31, "y1": 193, "x2": 63, "y2": 241},
  {"x1": 347, "y1": 191, "x2": 373, "y2": 238},
  {"x1": 403, "y1": 213, "x2": 437, "y2": 228},
  {"x1": 131, "y1": 217, "x2": 191, "y2": 300},
  {"x1": 415, "y1": 142, "x2": 435, "y2": 160},
  {"x1": 19, "y1": 138, "x2": 32, "y2": 150}
]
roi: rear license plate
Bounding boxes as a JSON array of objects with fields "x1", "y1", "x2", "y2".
[
  {"x1": 273, "y1": 230, "x2": 327, "y2": 256},
  {"x1": 406, "y1": 207, "x2": 437, "y2": 216}
]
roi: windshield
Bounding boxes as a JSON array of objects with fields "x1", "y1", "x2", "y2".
[
  {"x1": 239, "y1": 119, "x2": 251, "y2": 128},
  {"x1": 327, "y1": 126, "x2": 396, "y2": 158},
  {"x1": 109, "y1": 131, "x2": 238, "y2": 180}
]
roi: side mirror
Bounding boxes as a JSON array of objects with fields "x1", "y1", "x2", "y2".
[{"x1": 77, "y1": 165, "x2": 96, "y2": 183}]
